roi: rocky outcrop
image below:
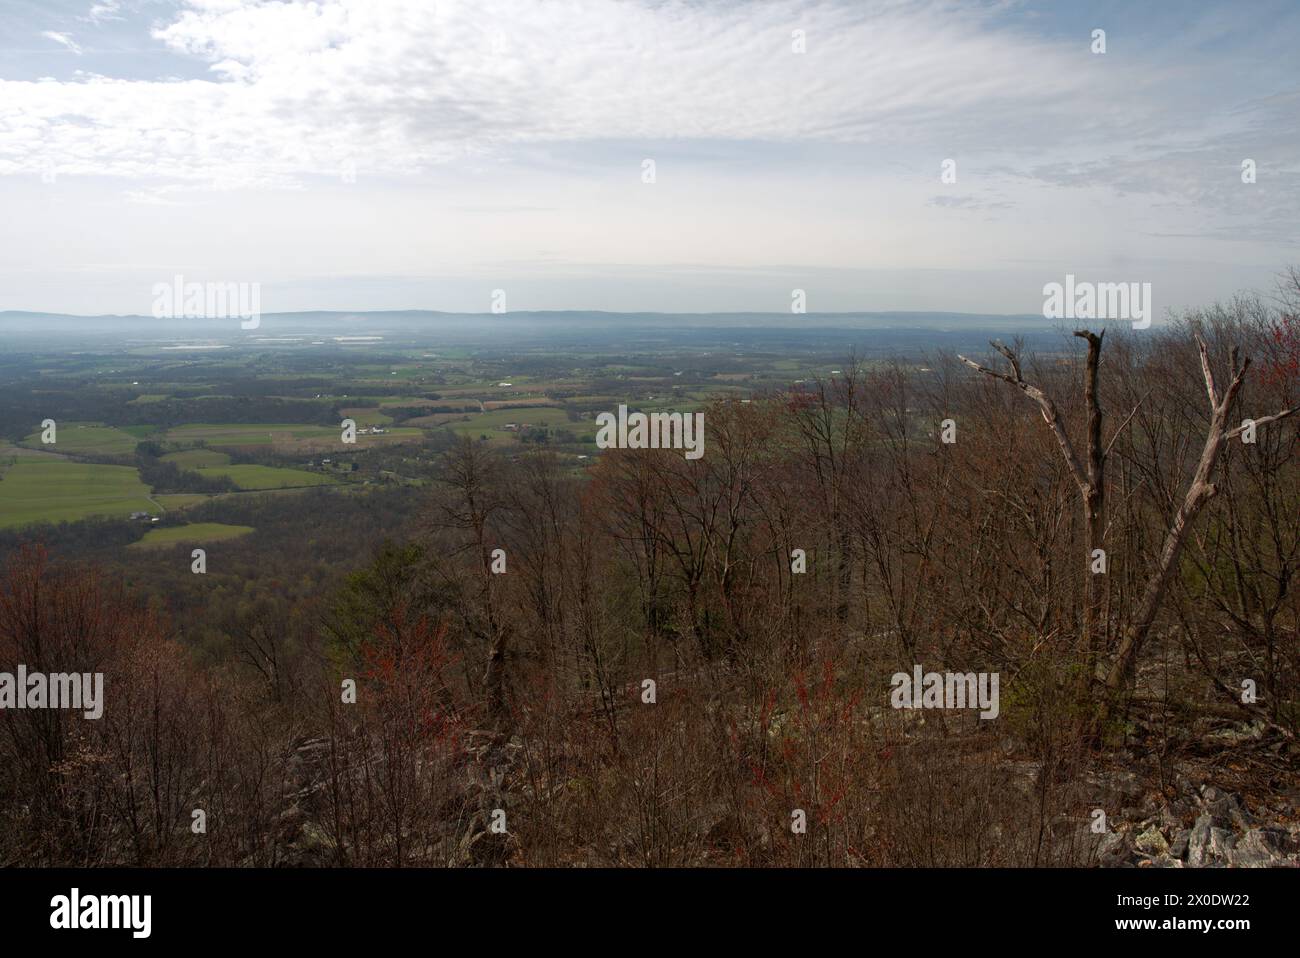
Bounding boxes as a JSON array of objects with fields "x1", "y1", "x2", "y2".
[{"x1": 1098, "y1": 778, "x2": 1300, "y2": 868}]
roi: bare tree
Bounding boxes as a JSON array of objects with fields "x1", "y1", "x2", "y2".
[
  {"x1": 1100, "y1": 338, "x2": 1295, "y2": 727},
  {"x1": 961, "y1": 330, "x2": 1296, "y2": 736},
  {"x1": 958, "y1": 333, "x2": 1113, "y2": 697}
]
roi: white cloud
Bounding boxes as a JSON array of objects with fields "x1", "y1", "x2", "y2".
[
  {"x1": 40, "y1": 31, "x2": 85, "y2": 56},
  {"x1": 2, "y1": 0, "x2": 1296, "y2": 315},
  {"x1": 85, "y1": 2, "x2": 124, "y2": 24},
  {"x1": 4, "y1": 0, "x2": 1141, "y2": 190}
]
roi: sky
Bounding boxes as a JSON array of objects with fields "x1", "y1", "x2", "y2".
[{"x1": 0, "y1": 0, "x2": 1297, "y2": 317}]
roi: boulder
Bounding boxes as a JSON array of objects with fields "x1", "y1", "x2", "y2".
[
  {"x1": 1226, "y1": 828, "x2": 1297, "y2": 868},
  {"x1": 1168, "y1": 828, "x2": 1190, "y2": 859},
  {"x1": 1187, "y1": 817, "x2": 1237, "y2": 867},
  {"x1": 1097, "y1": 831, "x2": 1128, "y2": 866},
  {"x1": 1135, "y1": 825, "x2": 1169, "y2": 857}
]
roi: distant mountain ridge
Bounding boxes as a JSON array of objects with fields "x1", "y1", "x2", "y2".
[{"x1": 0, "y1": 309, "x2": 1053, "y2": 334}]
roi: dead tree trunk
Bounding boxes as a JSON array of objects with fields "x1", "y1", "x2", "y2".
[
  {"x1": 959, "y1": 332, "x2": 1107, "y2": 702},
  {"x1": 962, "y1": 333, "x2": 1296, "y2": 742},
  {"x1": 961, "y1": 332, "x2": 1294, "y2": 743},
  {"x1": 1097, "y1": 340, "x2": 1295, "y2": 727},
  {"x1": 1078, "y1": 332, "x2": 1107, "y2": 689}
]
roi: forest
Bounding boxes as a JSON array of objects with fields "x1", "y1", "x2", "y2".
[{"x1": 0, "y1": 291, "x2": 1296, "y2": 868}]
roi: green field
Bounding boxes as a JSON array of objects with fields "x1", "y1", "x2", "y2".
[
  {"x1": 0, "y1": 458, "x2": 156, "y2": 528},
  {"x1": 377, "y1": 396, "x2": 447, "y2": 408},
  {"x1": 165, "y1": 423, "x2": 339, "y2": 446},
  {"x1": 21, "y1": 422, "x2": 142, "y2": 457},
  {"x1": 153, "y1": 493, "x2": 211, "y2": 510},
  {"x1": 162, "y1": 449, "x2": 232, "y2": 468},
  {"x1": 130, "y1": 522, "x2": 255, "y2": 549},
  {"x1": 447, "y1": 402, "x2": 590, "y2": 441},
  {"x1": 196, "y1": 464, "x2": 337, "y2": 490},
  {"x1": 165, "y1": 423, "x2": 422, "y2": 449},
  {"x1": 338, "y1": 407, "x2": 395, "y2": 427}
]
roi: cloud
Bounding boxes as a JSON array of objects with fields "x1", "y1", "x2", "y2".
[
  {"x1": 40, "y1": 31, "x2": 84, "y2": 55},
  {"x1": 2, "y1": 0, "x2": 1145, "y2": 190},
  {"x1": 85, "y1": 2, "x2": 124, "y2": 24},
  {"x1": 1023, "y1": 91, "x2": 1300, "y2": 243},
  {"x1": 2, "y1": 0, "x2": 1296, "y2": 310}
]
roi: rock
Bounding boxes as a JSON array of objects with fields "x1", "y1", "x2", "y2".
[
  {"x1": 1266, "y1": 825, "x2": 1299, "y2": 854},
  {"x1": 1204, "y1": 720, "x2": 1267, "y2": 746},
  {"x1": 1227, "y1": 827, "x2": 1300, "y2": 867},
  {"x1": 1206, "y1": 827, "x2": 1236, "y2": 866},
  {"x1": 1202, "y1": 791, "x2": 1250, "y2": 830},
  {"x1": 1112, "y1": 770, "x2": 1144, "y2": 804},
  {"x1": 1186, "y1": 814, "x2": 1213, "y2": 867},
  {"x1": 1169, "y1": 828, "x2": 1190, "y2": 859},
  {"x1": 457, "y1": 825, "x2": 516, "y2": 867},
  {"x1": 1145, "y1": 854, "x2": 1183, "y2": 868},
  {"x1": 279, "y1": 820, "x2": 338, "y2": 867},
  {"x1": 1097, "y1": 831, "x2": 1128, "y2": 866},
  {"x1": 1229, "y1": 829, "x2": 1281, "y2": 868},
  {"x1": 1135, "y1": 825, "x2": 1169, "y2": 857}
]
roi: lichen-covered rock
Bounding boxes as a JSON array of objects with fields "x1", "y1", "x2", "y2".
[{"x1": 1135, "y1": 825, "x2": 1169, "y2": 857}]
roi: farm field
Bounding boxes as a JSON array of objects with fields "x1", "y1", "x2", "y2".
[
  {"x1": 164, "y1": 423, "x2": 422, "y2": 451},
  {"x1": 0, "y1": 457, "x2": 156, "y2": 528},
  {"x1": 164, "y1": 423, "x2": 342, "y2": 446},
  {"x1": 403, "y1": 412, "x2": 475, "y2": 428},
  {"x1": 443, "y1": 406, "x2": 597, "y2": 444},
  {"x1": 195, "y1": 464, "x2": 338, "y2": 490},
  {"x1": 376, "y1": 396, "x2": 456, "y2": 409},
  {"x1": 338, "y1": 407, "x2": 394, "y2": 426},
  {"x1": 129, "y1": 522, "x2": 255, "y2": 549},
  {"x1": 21, "y1": 421, "x2": 144, "y2": 456},
  {"x1": 162, "y1": 449, "x2": 231, "y2": 468},
  {"x1": 153, "y1": 493, "x2": 211, "y2": 510},
  {"x1": 0, "y1": 338, "x2": 795, "y2": 532}
]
